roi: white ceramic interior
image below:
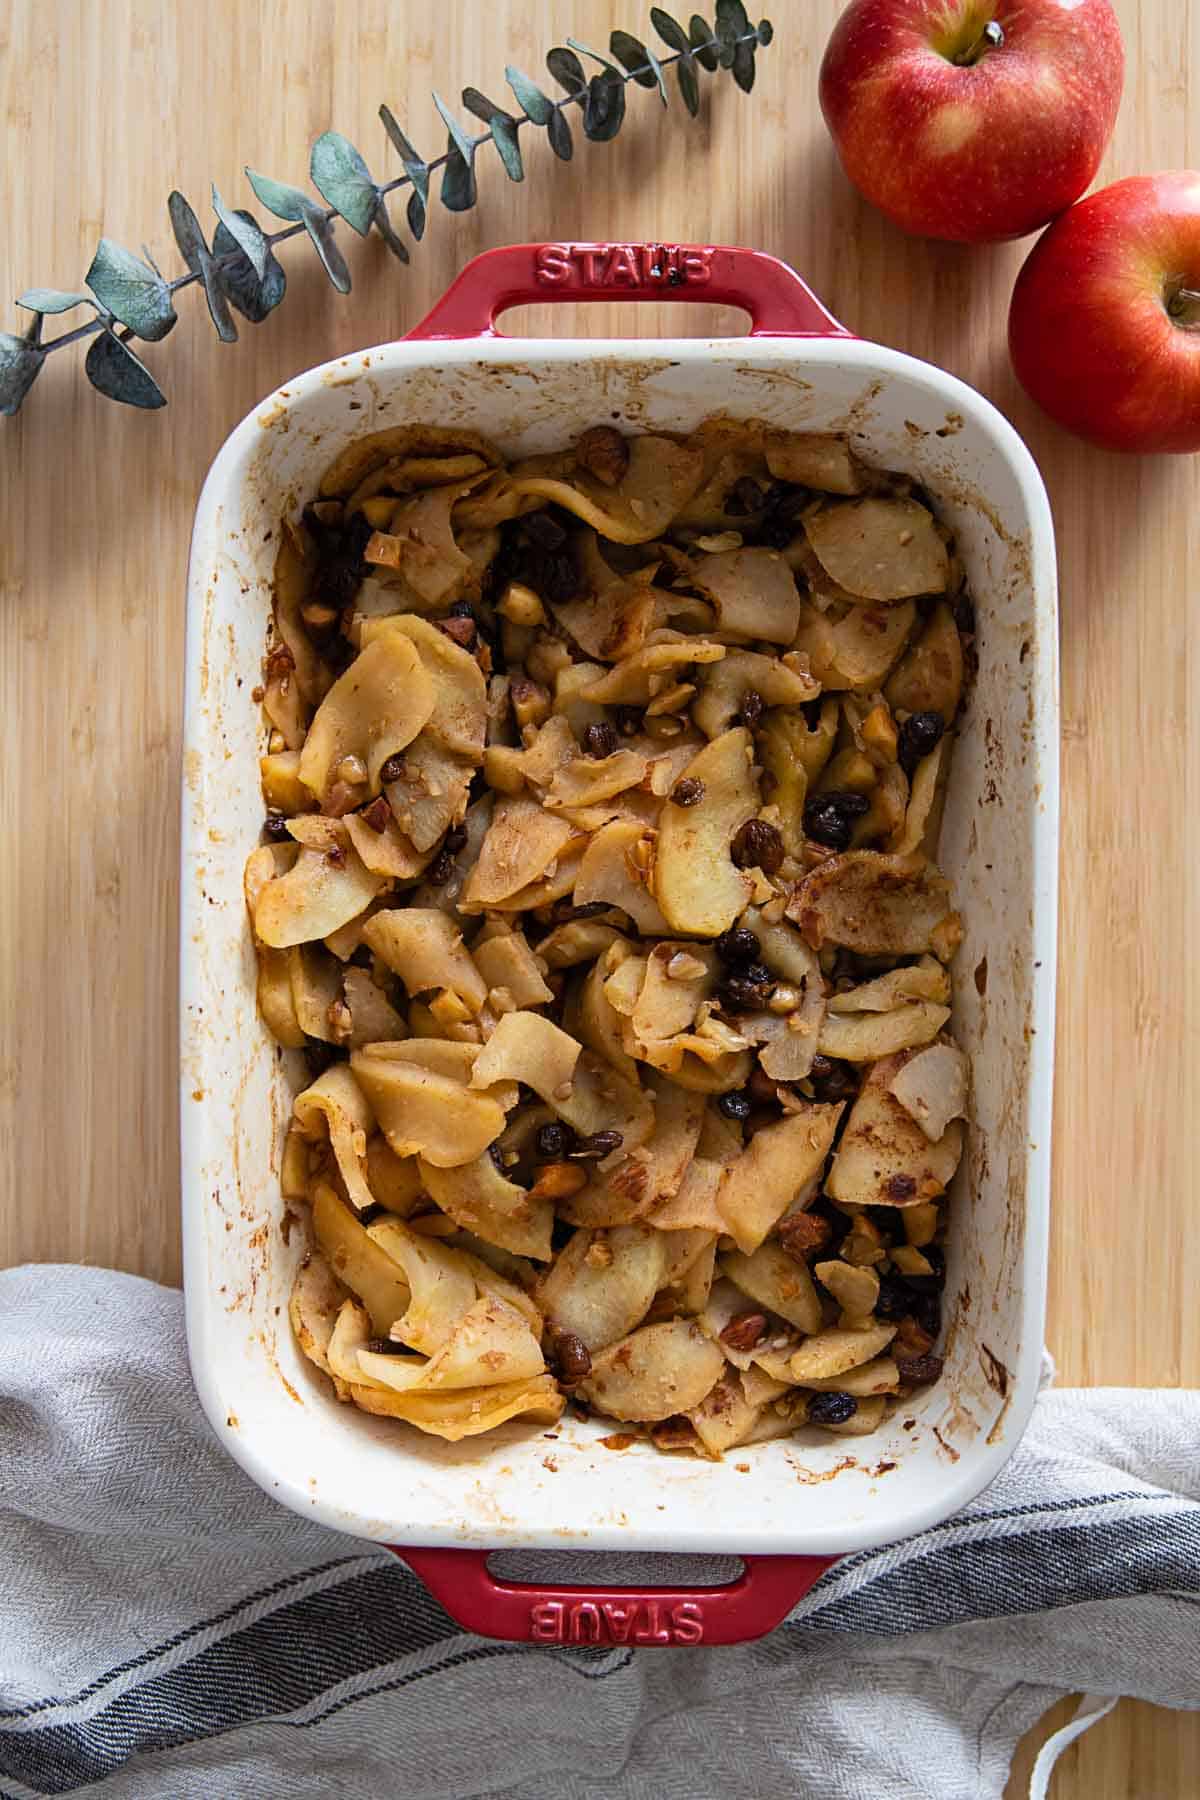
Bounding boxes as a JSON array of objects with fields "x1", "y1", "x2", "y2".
[{"x1": 181, "y1": 319, "x2": 1058, "y2": 1555}]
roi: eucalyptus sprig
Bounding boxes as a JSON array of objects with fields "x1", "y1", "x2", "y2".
[{"x1": 0, "y1": 3, "x2": 772, "y2": 418}]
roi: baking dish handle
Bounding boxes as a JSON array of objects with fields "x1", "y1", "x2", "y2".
[
  {"x1": 394, "y1": 1547, "x2": 837, "y2": 1646},
  {"x1": 406, "y1": 242, "x2": 849, "y2": 341}
]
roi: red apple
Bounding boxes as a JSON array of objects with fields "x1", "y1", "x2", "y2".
[
  {"x1": 1008, "y1": 172, "x2": 1200, "y2": 453},
  {"x1": 819, "y1": 0, "x2": 1124, "y2": 243}
]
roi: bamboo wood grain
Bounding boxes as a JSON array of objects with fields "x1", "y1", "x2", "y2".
[{"x1": 1, "y1": 4, "x2": 1196, "y2": 1789}]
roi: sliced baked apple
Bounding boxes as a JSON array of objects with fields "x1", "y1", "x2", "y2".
[
  {"x1": 364, "y1": 908, "x2": 489, "y2": 1016},
  {"x1": 689, "y1": 546, "x2": 802, "y2": 644},
  {"x1": 508, "y1": 435, "x2": 706, "y2": 544},
  {"x1": 716, "y1": 1103, "x2": 845, "y2": 1254},
  {"x1": 298, "y1": 633, "x2": 435, "y2": 804},
  {"x1": 653, "y1": 728, "x2": 758, "y2": 937},
  {"x1": 419, "y1": 1154, "x2": 554, "y2": 1262},
  {"x1": 826, "y1": 1049, "x2": 964, "y2": 1207},
  {"x1": 884, "y1": 601, "x2": 964, "y2": 725},
  {"x1": 692, "y1": 649, "x2": 819, "y2": 741},
  {"x1": 350, "y1": 1052, "x2": 504, "y2": 1167},
  {"x1": 804, "y1": 497, "x2": 949, "y2": 602},
  {"x1": 582, "y1": 1318, "x2": 724, "y2": 1421},
  {"x1": 787, "y1": 851, "x2": 959, "y2": 957},
  {"x1": 764, "y1": 430, "x2": 868, "y2": 495}
]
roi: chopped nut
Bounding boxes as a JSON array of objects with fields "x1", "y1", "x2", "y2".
[
  {"x1": 576, "y1": 425, "x2": 630, "y2": 486},
  {"x1": 360, "y1": 794, "x2": 392, "y2": 833},
  {"x1": 301, "y1": 601, "x2": 340, "y2": 632},
  {"x1": 336, "y1": 754, "x2": 368, "y2": 786},
  {"x1": 552, "y1": 1080, "x2": 575, "y2": 1102},
  {"x1": 720, "y1": 1310, "x2": 767, "y2": 1352},
  {"x1": 895, "y1": 1316, "x2": 936, "y2": 1357},
  {"x1": 267, "y1": 729, "x2": 286, "y2": 754},
  {"x1": 498, "y1": 582, "x2": 548, "y2": 627},
  {"x1": 509, "y1": 675, "x2": 551, "y2": 731},
  {"x1": 584, "y1": 1237, "x2": 614, "y2": 1269},
  {"x1": 326, "y1": 998, "x2": 353, "y2": 1045},
  {"x1": 439, "y1": 614, "x2": 477, "y2": 648},
  {"x1": 529, "y1": 1162, "x2": 588, "y2": 1201},
  {"x1": 768, "y1": 982, "x2": 801, "y2": 1014}
]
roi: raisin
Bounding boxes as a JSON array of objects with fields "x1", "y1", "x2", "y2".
[
  {"x1": 380, "y1": 754, "x2": 406, "y2": 784},
  {"x1": 807, "y1": 1055, "x2": 860, "y2": 1103},
  {"x1": 536, "y1": 1122, "x2": 571, "y2": 1161},
  {"x1": 615, "y1": 705, "x2": 642, "y2": 736},
  {"x1": 913, "y1": 1292, "x2": 942, "y2": 1338},
  {"x1": 671, "y1": 777, "x2": 705, "y2": 807},
  {"x1": 739, "y1": 688, "x2": 765, "y2": 729},
  {"x1": 807, "y1": 1391, "x2": 857, "y2": 1426},
  {"x1": 443, "y1": 825, "x2": 468, "y2": 855},
  {"x1": 570, "y1": 1129, "x2": 624, "y2": 1160},
  {"x1": 897, "y1": 710, "x2": 946, "y2": 776},
  {"x1": 426, "y1": 851, "x2": 455, "y2": 886},
  {"x1": 715, "y1": 926, "x2": 760, "y2": 966},
  {"x1": 717, "y1": 1090, "x2": 752, "y2": 1122},
  {"x1": 730, "y1": 818, "x2": 784, "y2": 874},
  {"x1": 439, "y1": 614, "x2": 476, "y2": 648},
  {"x1": 874, "y1": 1276, "x2": 911, "y2": 1321},
  {"x1": 887, "y1": 1173, "x2": 918, "y2": 1202},
  {"x1": 804, "y1": 791, "x2": 871, "y2": 849},
  {"x1": 449, "y1": 598, "x2": 476, "y2": 619},
  {"x1": 550, "y1": 1330, "x2": 593, "y2": 1386},
  {"x1": 896, "y1": 1353, "x2": 944, "y2": 1388},
  {"x1": 365, "y1": 1337, "x2": 408, "y2": 1355},
  {"x1": 725, "y1": 476, "x2": 764, "y2": 515},
  {"x1": 759, "y1": 481, "x2": 809, "y2": 549},
  {"x1": 777, "y1": 1211, "x2": 833, "y2": 1262},
  {"x1": 263, "y1": 812, "x2": 291, "y2": 841},
  {"x1": 523, "y1": 511, "x2": 566, "y2": 550},
  {"x1": 583, "y1": 721, "x2": 620, "y2": 759}
]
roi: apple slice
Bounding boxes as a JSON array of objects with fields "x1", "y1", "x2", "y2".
[
  {"x1": 350, "y1": 1053, "x2": 505, "y2": 1167},
  {"x1": 692, "y1": 649, "x2": 818, "y2": 741},
  {"x1": 764, "y1": 430, "x2": 867, "y2": 495},
  {"x1": 298, "y1": 633, "x2": 435, "y2": 804},
  {"x1": 716, "y1": 1103, "x2": 844, "y2": 1253},
  {"x1": 826, "y1": 1050, "x2": 964, "y2": 1207},
  {"x1": 805, "y1": 497, "x2": 949, "y2": 601},
  {"x1": 508, "y1": 435, "x2": 706, "y2": 544},
  {"x1": 653, "y1": 727, "x2": 758, "y2": 937},
  {"x1": 582, "y1": 1319, "x2": 724, "y2": 1421},
  {"x1": 689, "y1": 546, "x2": 803, "y2": 644},
  {"x1": 535, "y1": 1223, "x2": 667, "y2": 1350},
  {"x1": 418, "y1": 1154, "x2": 554, "y2": 1262},
  {"x1": 786, "y1": 850, "x2": 959, "y2": 957},
  {"x1": 883, "y1": 601, "x2": 964, "y2": 724}
]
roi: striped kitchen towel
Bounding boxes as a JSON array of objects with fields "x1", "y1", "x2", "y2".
[{"x1": 0, "y1": 1265, "x2": 1196, "y2": 1800}]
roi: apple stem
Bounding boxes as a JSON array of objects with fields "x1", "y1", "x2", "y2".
[
  {"x1": 954, "y1": 18, "x2": 1005, "y2": 65},
  {"x1": 1167, "y1": 286, "x2": 1200, "y2": 330}
]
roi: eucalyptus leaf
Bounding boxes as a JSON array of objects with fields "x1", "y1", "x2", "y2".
[
  {"x1": 213, "y1": 218, "x2": 286, "y2": 321},
  {"x1": 650, "y1": 8, "x2": 691, "y2": 53},
  {"x1": 713, "y1": 0, "x2": 749, "y2": 66},
  {"x1": 301, "y1": 205, "x2": 352, "y2": 292},
  {"x1": 546, "y1": 108, "x2": 574, "y2": 161},
  {"x1": 16, "y1": 289, "x2": 94, "y2": 316},
  {"x1": 211, "y1": 186, "x2": 269, "y2": 280},
  {"x1": 0, "y1": 331, "x2": 44, "y2": 415},
  {"x1": 676, "y1": 56, "x2": 701, "y2": 115},
  {"x1": 567, "y1": 37, "x2": 619, "y2": 71},
  {"x1": 407, "y1": 189, "x2": 427, "y2": 241},
  {"x1": 371, "y1": 196, "x2": 410, "y2": 263},
  {"x1": 689, "y1": 16, "x2": 720, "y2": 71},
  {"x1": 85, "y1": 238, "x2": 176, "y2": 342},
  {"x1": 439, "y1": 140, "x2": 477, "y2": 212},
  {"x1": 610, "y1": 30, "x2": 666, "y2": 100},
  {"x1": 546, "y1": 47, "x2": 586, "y2": 96},
  {"x1": 431, "y1": 94, "x2": 478, "y2": 212},
  {"x1": 247, "y1": 171, "x2": 352, "y2": 289},
  {"x1": 168, "y1": 191, "x2": 237, "y2": 343},
  {"x1": 245, "y1": 170, "x2": 311, "y2": 223},
  {"x1": 462, "y1": 89, "x2": 523, "y2": 182},
  {"x1": 84, "y1": 330, "x2": 166, "y2": 409},
  {"x1": 311, "y1": 132, "x2": 379, "y2": 236},
  {"x1": 505, "y1": 65, "x2": 553, "y2": 126},
  {"x1": 582, "y1": 71, "x2": 626, "y2": 141},
  {"x1": 731, "y1": 34, "x2": 757, "y2": 91},
  {"x1": 378, "y1": 107, "x2": 431, "y2": 205}
]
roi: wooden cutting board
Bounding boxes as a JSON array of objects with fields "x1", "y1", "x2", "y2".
[{"x1": 0, "y1": 4, "x2": 1195, "y2": 1790}]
